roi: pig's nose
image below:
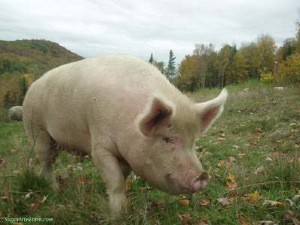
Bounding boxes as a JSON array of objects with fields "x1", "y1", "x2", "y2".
[{"x1": 190, "y1": 172, "x2": 209, "y2": 192}]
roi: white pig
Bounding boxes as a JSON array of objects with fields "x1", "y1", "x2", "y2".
[{"x1": 23, "y1": 55, "x2": 227, "y2": 217}]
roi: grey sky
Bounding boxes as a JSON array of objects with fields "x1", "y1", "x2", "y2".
[{"x1": 0, "y1": 0, "x2": 299, "y2": 63}]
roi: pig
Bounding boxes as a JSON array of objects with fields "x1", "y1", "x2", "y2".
[{"x1": 22, "y1": 55, "x2": 227, "y2": 217}]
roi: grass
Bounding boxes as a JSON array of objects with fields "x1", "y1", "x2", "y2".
[{"x1": 0, "y1": 82, "x2": 299, "y2": 224}]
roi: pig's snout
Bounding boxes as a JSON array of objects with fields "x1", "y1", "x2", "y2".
[
  {"x1": 166, "y1": 171, "x2": 209, "y2": 194},
  {"x1": 190, "y1": 172, "x2": 209, "y2": 192}
]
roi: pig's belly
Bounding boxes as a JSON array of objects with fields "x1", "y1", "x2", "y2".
[{"x1": 47, "y1": 124, "x2": 92, "y2": 156}]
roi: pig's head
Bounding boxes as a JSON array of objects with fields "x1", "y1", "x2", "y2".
[{"x1": 134, "y1": 89, "x2": 228, "y2": 195}]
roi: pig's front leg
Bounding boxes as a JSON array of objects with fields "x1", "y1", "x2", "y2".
[{"x1": 92, "y1": 147, "x2": 128, "y2": 218}]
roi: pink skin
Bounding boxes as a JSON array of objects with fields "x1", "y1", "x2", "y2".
[{"x1": 23, "y1": 56, "x2": 227, "y2": 218}]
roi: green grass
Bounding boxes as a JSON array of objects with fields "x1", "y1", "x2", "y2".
[{"x1": 1, "y1": 82, "x2": 299, "y2": 224}]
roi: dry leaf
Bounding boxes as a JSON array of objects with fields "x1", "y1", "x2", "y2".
[
  {"x1": 217, "y1": 160, "x2": 224, "y2": 168},
  {"x1": 196, "y1": 219, "x2": 209, "y2": 225},
  {"x1": 77, "y1": 175, "x2": 89, "y2": 185},
  {"x1": 178, "y1": 198, "x2": 189, "y2": 207},
  {"x1": 292, "y1": 195, "x2": 300, "y2": 201},
  {"x1": 199, "y1": 198, "x2": 211, "y2": 206},
  {"x1": 263, "y1": 200, "x2": 284, "y2": 208},
  {"x1": 238, "y1": 214, "x2": 250, "y2": 225},
  {"x1": 41, "y1": 195, "x2": 48, "y2": 203},
  {"x1": 177, "y1": 213, "x2": 192, "y2": 225},
  {"x1": 229, "y1": 156, "x2": 236, "y2": 162},
  {"x1": 217, "y1": 197, "x2": 233, "y2": 206},
  {"x1": 256, "y1": 127, "x2": 264, "y2": 133},
  {"x1": 246, "y1": 191, "x2": 260, "y2": 203},
  {"x1": 125, "y1": 177, "x2": 131, "y2": 192},
  {"x1": 226, "y1": 181, "x2": 238, "y2": 191},
  {"x1": 254, "y1": 166, "x2": 265, "y2": 175},
  {"x1": 258, "y1": 221, "x2": 278, "y2": 225},
  {"x1": 24, "y1": 192, "x2": 34, "y2": 199},
  {"x1": 227, "y1": 173, "x2": 236, "y2": 183}
]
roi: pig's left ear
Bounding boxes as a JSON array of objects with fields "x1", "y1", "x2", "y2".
[
  {"x1": 138, "y1": 94, "x2": 174, "y2": 136},
  {"x1": 194, "y1": 89, "x2": 228, "y2": 134}
]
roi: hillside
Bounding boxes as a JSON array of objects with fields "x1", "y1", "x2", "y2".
[
  {"x1": 0, "y1": 39, "x2": 83, "y2": 74},
  {"x1": 0, "y1": 39, "x2": 83, "y2": 119}
]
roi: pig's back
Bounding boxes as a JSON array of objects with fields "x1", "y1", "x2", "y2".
[{"x1": 23, "y1": 55, "x2": 180, "y2": 152}]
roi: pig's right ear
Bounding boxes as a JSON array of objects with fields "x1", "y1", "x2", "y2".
[{"x1": 137, "y1": 94, "x2": 174, "y2": 136}]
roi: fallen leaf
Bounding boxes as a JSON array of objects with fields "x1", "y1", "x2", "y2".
[
  {"x1": 254, "y1": 166, "x2": 265, "y2": 175},
  {"x1": 227, "y1": 173, "x2": 236, "y2": 183},
  {"x1": 30, "y1": 201, "x2": 40, "y2": 211},
  {"x1": 178, "y1": 198, "x2": 189, "y2": 207},
  {"x1": 229, "y1": 156, "x2": 236, "y2": 162},
  {"x1": 177, "y1": 213, "x2": 192, "y2": 225},
  {"x1": 226, "y1": 181, "x2": 238, "y2": 191},
  {"x1": 258, "y1": 221, "x2": 278, "y2": 225},
  {"x1": 263, "y1": 200, "x2": 284, "y2": 208},
  {"x1": 217, "y1": 160, "x2": 224, "y2": 168},
  {"x1": 238, "y1": 153, "x2": 246, "y2": 158},
  {"x1": 196, "y1": 219, "x2": 209, "y2": 225},
  {"x1": 125, "y1": 177, "x2": 131, "y2": 192},
  {"x1": 24, "y1": 191, "x2": 34, "y2": 199},
  {"x1": 283, "y1": 210, "x2": 294, "y2": 219},
  {"x1": 256, "y1": 127, "x2": 264, "y2": 133},
  {"x1": 199, "y1": 198, "x2": 211, "y2": 207},
  {"x1": 238, "y1": 214, "x2": 250, "y2": 225},
  {"x1": 246, "y1": 191, "x2": 260, "y2": 203},
  {"x1": 292, "y1": 194, "x2": 300, "y2": 201},
  {"x1": 217, "y1": 197, "x2": 233, "y2": 206},
  {"x1": 41, "y1": 195, "x2": 48, "y2": 203}
]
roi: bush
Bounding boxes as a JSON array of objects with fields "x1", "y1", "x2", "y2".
[{"x1": 260, "y1": 72, "x2": 274, "y2": 84}]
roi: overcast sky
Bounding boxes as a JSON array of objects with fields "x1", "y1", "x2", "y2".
[{"x1": 1, "y1": 0, "x2": 299, "y2": 63}]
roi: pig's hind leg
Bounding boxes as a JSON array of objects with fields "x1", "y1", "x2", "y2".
[{"x1": 34, "y1": 130, "x2": 60, "y2": 191}]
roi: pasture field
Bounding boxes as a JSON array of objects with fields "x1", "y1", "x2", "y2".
[{"x1": 0, "y1": 82, "x2": 299, "y2": 225}]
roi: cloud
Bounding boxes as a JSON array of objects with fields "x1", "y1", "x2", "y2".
[{"x1": 0, "y1": 0, "x2": 299, "y2": 63}]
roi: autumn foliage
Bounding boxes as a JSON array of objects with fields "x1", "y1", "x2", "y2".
[
  {"x1": 0, "y1": 39, "x2": 83, "y2": 120},
  {"x1": 174, "y1": 25, "x2": 300, "y2": 91}
]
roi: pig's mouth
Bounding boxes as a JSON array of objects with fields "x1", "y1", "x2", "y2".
[{"x1": 165, "y1": 172, "x2": 209, "y2": 194}]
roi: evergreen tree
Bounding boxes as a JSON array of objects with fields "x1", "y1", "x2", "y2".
[
  {"x1": 149, "y1": 53, "x2": 154, "y2": 64},
  {"x1": 166, "y1": 50, "x2": 176, "y2": 78}
]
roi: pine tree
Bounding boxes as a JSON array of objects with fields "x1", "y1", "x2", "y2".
[
  {"x1": 149, "y1": 53, "x2": 154, "y2": 64},
  {"x1": 166, "y1": 50, "x2": 176, "y2": 78}
]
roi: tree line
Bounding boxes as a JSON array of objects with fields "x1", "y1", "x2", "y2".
[{"x1": 151, "y1": 22, "x2": 300, "y2": 91}]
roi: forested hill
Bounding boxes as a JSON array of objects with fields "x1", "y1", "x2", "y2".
[
  {"x1": 0, "y1": 39, "x2": 83, "y2": 76},
  {"x1": 0, "y1": 39, "x2": 83, "y2": 118}
]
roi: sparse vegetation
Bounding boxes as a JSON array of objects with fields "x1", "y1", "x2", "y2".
[{"x1": 0, "y1": 82, "x2": 299, "y2": 225}]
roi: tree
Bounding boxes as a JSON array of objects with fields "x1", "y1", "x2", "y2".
[
  {"x1": 193, "y1": 44, "x2": 215, "y2": 88},
  {"x1": 215, "y1": 44, "x2": 236, "y2": 88},
  {"x1": 149, "y1": 53, "x2": 154, "y2": 64},
  {"x1": 256, "y1": 34, "x2": 276, "y2": 75},
  {"x1": 277, "y1": 38, "x2": 297, "y2": 62},
  {"x1": 239, "y1": 43, "x2": 260, "y2": 80},
  {"x1": 166, "y1": 50, "x2": 176, "y2": 78},
  {"x1": 277, "y1": 53, "x2": 300, "y2": 84},
  {"x1": 176, "y1": 55, "x2": 200, "y2": 91},
  {"x1": 232, "y1": 51, "x2": 248, "y2": 83}
]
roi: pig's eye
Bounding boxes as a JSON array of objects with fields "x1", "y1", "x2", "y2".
[{"x1": 162, "y1": 137, "x2": 173, "y2": 144}]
